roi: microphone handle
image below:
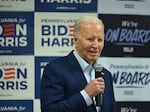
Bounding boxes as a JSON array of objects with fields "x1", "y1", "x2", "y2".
[
  {"x1": 95, "y1": 71, "x2": 103, "y2": 106},
  {"x1": 95, "y1": 93, "x2": 102, "y2": 106}
]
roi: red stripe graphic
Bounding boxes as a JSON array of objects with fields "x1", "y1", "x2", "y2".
[
  {"x1": 5, "y1": 72, "x2": 15, "y2": 75},
  {"x1": 4, "y1": 68, "x2": 15, "y2": 71},
  {"x1": 4, "y1": 67, "x2": 15, "y2": 80},
  {"x1": 69, "y1": 29, "x2": 74, "y2": 32},
  {"x1": 3, "y1": 24, "x2": 15, "y2": 28},
  {"x1": 69, "y1": 25, "x2": 74, "y2": 28},
  {"x1": 68, "y1": 34, "x2": 75, "y2": 37},
  {"x1": 4, "y1": 76, "x2": 15, "y2": 80},
  {"x1": 3, "y1": 32, "x2": 15, "y2": 36},
  {"x1": 3, "y1": 24, "x2": 15, "y2": 37},
  {"x1": 68, "y1": 25, "x2": 74, "y2": 37},
  {"x1": 4, "y1": 28, "x2": 15, "y2": 32}
]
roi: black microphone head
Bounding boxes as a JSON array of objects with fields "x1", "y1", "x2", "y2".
[{"x1": 93, "y1": 64, "x2": 103, "y2": 72}]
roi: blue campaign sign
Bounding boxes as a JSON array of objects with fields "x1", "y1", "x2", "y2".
[
  {"x1": 35, "y1": 56, "x2": 59, "y2": 99},
  {"x1": 35, "y1": 0, "x2": 97, "y2": 12},
  {"x1": 0, "y1": 100, "x2": 33, "y2": 112},
  {"x1": 98, "y1": 14, "x2": 150, "y2": 57},
  {"x1": 0, "y1": 12, "x2": 34, "y2": 55},
  {"x1": 117, "y1": 102, "x2": 150, "y2": 112}
]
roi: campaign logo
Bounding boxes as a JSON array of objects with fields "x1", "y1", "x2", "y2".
[
  {"x1": 97, "y1": 58, "x2": 150, "y2": 101},
  {"x1": 0, "y1": 23, "x2": 27, "y2": 46},
  {"x1": 112, "y1": 66, "x2": 150, "y2": 87},
  {"x1": 35, "y1": 0, "x2": 97, "y2": 12},
  {"x1": 99, "y1": 14, "x2": 150, "y2": 57},
  {"x1": 110, "y1": 61, "x2": 150, "y2": 100},
  {"x1": 35, "y1": 56, "x2": 58, "y2": 99},
  {"x1": 111, "y1": 64, "x2": 150, "y2": 91},
  {"x1": 0, "y1": 63, "x2": 28, "y2": 91},
  {"x1": 41, "y1": 23, "x2": 74, "y2": 47},
  {"x1": 35, "y1": 13, "x2": 78, "y2": 56},
  {"x1": 105, "y1": 20, "x2": 149, "y2": 46},
  {"x1": 0, "y1": 12, "x2": 34, "y2": 55},
  {"x1": 0, "y1": 100, "x2": 33, "y2": 112}
]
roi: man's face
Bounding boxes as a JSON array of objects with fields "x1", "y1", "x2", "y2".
[{"x1": 74, "y1": 22, "x2": 104, "y2": 65}]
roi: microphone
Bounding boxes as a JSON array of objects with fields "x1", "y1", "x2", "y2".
[{"x1": 93, "y1": 64, "x2": 103, "y2": 106}]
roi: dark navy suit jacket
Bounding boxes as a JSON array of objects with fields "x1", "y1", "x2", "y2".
[{"x1": 40, "y1": 51, "x2": 116, "y2": 112}]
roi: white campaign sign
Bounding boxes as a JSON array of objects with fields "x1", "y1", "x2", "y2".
[
  {"x1": 0, "y1": 56, "x2": 34, "y2": 99},
  {"x1": 0, "y1": 0, "x2": 34, "y2": 11},
  {"x1": 34, "y1": 12, "x2": 97, "y2": 56},
  {"x1": 98, "y1": 0, "x2": 150, "y2": 15},
  {"x1": 97, "y1": 57, "x2": 150, "y2": 101}
]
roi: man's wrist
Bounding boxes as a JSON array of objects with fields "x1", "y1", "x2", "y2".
[{"x1": 80, "y1": 90, "x2": 93, "y2": 106}]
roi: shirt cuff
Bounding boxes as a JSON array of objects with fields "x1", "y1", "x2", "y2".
[{"x1": 80, "y1": 90, "x2": 93, "y2": 106}]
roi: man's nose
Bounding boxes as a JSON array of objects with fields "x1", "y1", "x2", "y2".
[{"x1": 92, "y1": 40, "x2": 99, "y2": 48}]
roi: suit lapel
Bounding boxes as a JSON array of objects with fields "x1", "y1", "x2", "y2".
[{"x1": 65, "y1": 51, "x2": 87, "y2": 88}]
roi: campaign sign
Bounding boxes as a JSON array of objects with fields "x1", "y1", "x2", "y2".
[
  {"x1": 98, "y1": 14, "x2": 150, "y2": 57},
  {"x1": 0, "y1": 100, "x2": 33, "y2": 112},
  {"x1": 0, "y1": 0, "x2": 34, "y2": 11},
  {"x1": 0, "y1": 56, "x2": 34, "y2": 99},
  {"x1": 97, "y1": 57, "x2": 150, "y2": 101},
  {"x1": 35, "y1": 0, "x2": 97, "y2": 12},
  {"x1": 116, "y1": 101, "x2": 150, "y2": 112},
  {"x1": 34, "y1": 99, "x2": 41, "y2": 112},
  {"x1": 0, "y1": 12, "x2": 34, "y2": 55},
  {"x1": 98, "y1": 0, "x2": 150, "y2": 15},
  {"x1": 34, "y1": 12, "x2": 96, "y2": 56},
  {"x1": 35, "y1": 56, "x2": 58, "y2": 99}
]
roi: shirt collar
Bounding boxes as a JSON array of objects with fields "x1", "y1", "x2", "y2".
[{"x1": 73, "y1": 50, "x2": 93, "y2": 72}]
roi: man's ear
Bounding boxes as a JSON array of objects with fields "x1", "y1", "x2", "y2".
[{"x1": 73, "y1": 34, "x2": 78, "y2": 42}]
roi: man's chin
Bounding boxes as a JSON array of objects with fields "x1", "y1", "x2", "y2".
[
  {"x1": 91, "y1": 55, "x2": 99, "y2": 59},
  {"x1": 90, "y1": 57, "x2": 98, "y2": 62}
]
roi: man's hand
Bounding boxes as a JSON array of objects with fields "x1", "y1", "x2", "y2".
[{"x1": 84, "y1": 77, "x2": 105, "y2": 98}]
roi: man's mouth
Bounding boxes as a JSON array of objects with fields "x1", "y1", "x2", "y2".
[
  {"x1": 90, "y1": 50, "x2": 98, "y2": 53},
  {"x1": 89, "y1": 51, "x2": 98, "y2": 54}
]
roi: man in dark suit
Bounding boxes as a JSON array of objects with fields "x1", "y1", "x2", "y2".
[{"x1": 40, "y1": 16, "x2": 116, "y2": 112}]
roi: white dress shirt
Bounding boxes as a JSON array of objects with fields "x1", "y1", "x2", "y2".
[{"x1": 73, "y1": 51, "x2": 100, "y2": 112}]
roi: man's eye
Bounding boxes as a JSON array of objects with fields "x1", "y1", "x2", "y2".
[
  {"x1": 87, "y1": 38, "x2": 93, "y2": 41},
  {"x1": 98, "y1": 39, "x2": 103, "y2": 42}
]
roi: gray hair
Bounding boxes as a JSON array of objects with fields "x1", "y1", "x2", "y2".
[{"x1": 74, "y1": 16, "x2": 104, "y2": 35}]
